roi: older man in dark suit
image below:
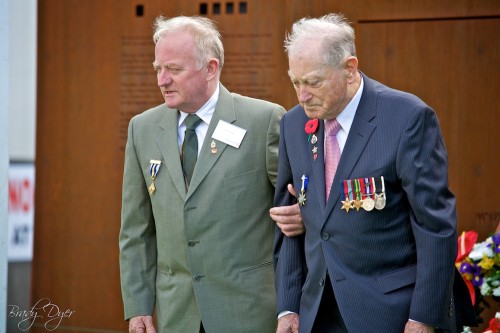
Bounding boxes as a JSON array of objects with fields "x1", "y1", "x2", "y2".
[{"x1": 271, "y1": 13, "x2": 476, "y2": 333}]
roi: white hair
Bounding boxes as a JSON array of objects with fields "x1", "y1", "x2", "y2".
[{"x1": 284, "y1": 13, "x2": 356, "y2": 68}]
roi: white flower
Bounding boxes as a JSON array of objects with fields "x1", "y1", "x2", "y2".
[
  {"x1": 480, "y1": 282, "x2": 492, "y2": 296},
  {"x1": 469, "y1": 241, "x2": 494, "y2": 261},
  {"x1": 490, "y1": 278, "x2": 500, "y2": 287},
  {"x1": 493, "y1": 286, "x2": 500, "y2": 297}
]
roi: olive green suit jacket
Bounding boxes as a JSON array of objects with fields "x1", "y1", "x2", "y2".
[{"x1": 119, "y1": 84, "x2": 285, "y2": 333}]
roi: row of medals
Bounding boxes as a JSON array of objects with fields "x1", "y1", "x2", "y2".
[{"x1": 342, "y1": 192, "x2": 386, "y2": 212}]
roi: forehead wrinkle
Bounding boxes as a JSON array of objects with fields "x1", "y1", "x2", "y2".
[{"x1": 288, "y1": 68, "x2": 325, "y2": 82}]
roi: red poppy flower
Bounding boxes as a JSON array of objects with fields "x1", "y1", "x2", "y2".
[
  {"x1": 456, "y1": 231, "x2": 478, "y2": 262},
  {"x1": 305, "y1": 119, "x2": 319, "y2": 134}
]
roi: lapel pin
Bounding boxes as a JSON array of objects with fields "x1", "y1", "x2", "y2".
[{"x1": 211, "y1": 140, "x2": 217, "y2": 154}]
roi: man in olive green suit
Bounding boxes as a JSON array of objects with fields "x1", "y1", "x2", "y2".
[{"x1": 119, "y1": 16, "x2": 290, "y2": 333}]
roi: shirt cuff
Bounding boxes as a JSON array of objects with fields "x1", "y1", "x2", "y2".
[{"x1": 278, "y1": 311, "x2": 296, "y2": 319}]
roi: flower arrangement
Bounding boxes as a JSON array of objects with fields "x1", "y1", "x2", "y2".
[{"x1": 457, "y1": 230, "x2": 500, "y2": 331}]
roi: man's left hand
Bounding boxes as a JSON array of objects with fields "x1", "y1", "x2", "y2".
[
  {"x1": 404, "y1": 321, "x2": 435, "y2": 333},
  {"x1": 270, "y1": 184, "x2": 305, "y2": 237}
]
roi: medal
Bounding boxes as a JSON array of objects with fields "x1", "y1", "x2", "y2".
[
  {"x1": 298, "y1": 193, "x2": 306, "y2": 206},
  {"x1": 341, "y1": 180, "x2": 353, "y2": 213},
  {"x1": 312, "y1": 146, "x2": 318, "y2": 161},
  {"x1": 362, "y1": 177, "x2": 375, "y2": 211},
  {"x1": 148, "y1": 182, "x2": 156, "y2": 195},
  {"x1": 363, "y1": 197, "x2": 375, "y2": 211},
  {"x1": 353, "y1": 179, "x2": 363, "y2": 211},
  {"x1": 374, "y1": 176, "x2": 386, "y2": 210},
  {"x1": 298, "y1": 175, "x2": 309, "y2": 206},
  {"x1": 148, "y1": 159, "x2": 162, "y2": 194},
  {"x1": 311, "y1": 135, "x2": 318, "y2": 144},
  {"x1": 375, "y1": 193, "x2": 386, "y2": 210},
  {"x1": 341, "y1": 197, "x2": 353, "y2": 212}
]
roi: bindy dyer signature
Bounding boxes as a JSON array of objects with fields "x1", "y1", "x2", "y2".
[{"x1": 8, "y1": 298, "x2": 76, "y2": 331}]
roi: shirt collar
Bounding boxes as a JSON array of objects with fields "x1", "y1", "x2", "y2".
[
  {"x1": 336, "y1": 75, "x2": 364, "y2": 133},
  {"x1": 178, "y1": 84, "x2": 220, "y2": 127}
]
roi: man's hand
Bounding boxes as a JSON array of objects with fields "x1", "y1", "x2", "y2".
[
  {"x1": 404, "y1": 320, "x2": 435, "y2": 333},
  {"x1": 129, "y1": 315, "x2": 156, "y2": 333},
  {"x1": 270, "y1": 184, "x2": 305, "y2": 237},
  {"x1": 276, "y1": 313, "x2": 299, "y2": 333}
]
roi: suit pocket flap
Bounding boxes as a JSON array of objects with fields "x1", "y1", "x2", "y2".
[{"x1": 374, "y1": 264, "x2": 417, "y2": 294}]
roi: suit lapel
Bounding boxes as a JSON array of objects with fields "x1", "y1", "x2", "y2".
[
  {"x1": 324, "y1": 74, "x2": 377, "y2": 218},
  {"x1": 186, "y1": 85, "x2": 235, "y2": 200},
  {"x1": 157, "y1": 107, "x2": 187, "y2": 199}
]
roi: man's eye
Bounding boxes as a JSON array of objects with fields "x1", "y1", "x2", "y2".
[{"x1": 168, "y1": 67, "x2": 181, "y2": 74}]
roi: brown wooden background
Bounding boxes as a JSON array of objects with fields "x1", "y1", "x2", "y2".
[{"x1": 32, "y1": 0, "x2": 499, "y2": 332}]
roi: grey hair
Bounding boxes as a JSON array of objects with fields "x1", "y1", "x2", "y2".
[
  {"x1": 284, "y1": 13, "x2": 356, "y2": 68},
  {"x1": 153, "y1": 15, "x2": 224, "y2": 72}
]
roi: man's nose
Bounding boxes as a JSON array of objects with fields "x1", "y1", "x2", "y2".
[
  {"x1": 157, "y1": 69, "x2": 173, "y2": 87},
  {"x1": 297, "y1": 85, "x2": 312, "y2": 103}
]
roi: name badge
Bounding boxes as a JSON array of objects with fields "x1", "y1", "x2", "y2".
[{"x1": 211, "y1": 120, "x2": 247, "y2": 148}]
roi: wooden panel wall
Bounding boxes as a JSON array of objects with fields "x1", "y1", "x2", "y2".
[
  {"x1": 33, "y1": 0, "x2": 499, "y2": 332},
  {"x1": 356, "y1": 17, "x2": 500, "y2": 239}
]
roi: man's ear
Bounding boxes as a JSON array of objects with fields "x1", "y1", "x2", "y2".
[
  {"x1": 345, "y1": 56, "x2": 358, "y2": 82},
  {"x1": 206, "y1": 58, "x2": 219, "y2": 80}
]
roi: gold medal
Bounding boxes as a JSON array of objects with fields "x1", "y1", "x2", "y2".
[
  {"x1": 341, "y1": 180, "x2": 354, "y2": 213},
  {"x1": 148, "y1": 159, "x2": 161, "y2": 195},
  {"x1": 353, "y1": 179, "x2": 363, "y2": 211},
  {"x1": 353, "y1": 199, "x2": 363, "y2": 211},
  {"x1": 341, "y1": 197, "x2": 353, "y2": 213},
  {"x1": 148, "y1": 182, "x2": 156, "y2": 195}
]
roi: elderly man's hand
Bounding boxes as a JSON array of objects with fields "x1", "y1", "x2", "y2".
[
  {"x1": 270, "y1": 184, "x2": 305, "y2": 237},
  {"x1": 276, "y1": 313, "x2": 299, "y2": 333},
  {"x1": 129, "y1": 316, "x2": 156, "y2": 333}
]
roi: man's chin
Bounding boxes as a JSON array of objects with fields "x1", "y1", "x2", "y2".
[
  {"x1": 303, "y1": 108, "x2": 321, "y2": 119},
  {"x1": 164, "y1": 100, "x2": 179, "y2": 109}
]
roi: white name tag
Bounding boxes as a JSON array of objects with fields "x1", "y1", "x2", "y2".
[{"x1": 211, "y1": 120, "x2": 247, "y2": 148}]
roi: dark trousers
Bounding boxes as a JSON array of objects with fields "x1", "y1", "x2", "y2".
[{"x1": 312, "y1": 275, "x2": 348, "y2": 333}]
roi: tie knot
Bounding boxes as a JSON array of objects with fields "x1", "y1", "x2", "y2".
[
  {"x1": 325, "y1": 119, "x2": 341, "y2": 137},
  {"x1": 185, "y1": 114, "x2": 202, "y2": 130}
]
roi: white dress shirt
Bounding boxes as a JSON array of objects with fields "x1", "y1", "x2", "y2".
[{"x1": 177, "y1": 85, "x2": 220, "y2": 155}]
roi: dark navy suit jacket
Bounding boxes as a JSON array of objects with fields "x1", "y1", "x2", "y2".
[{"x1": 274, "y1": 73, "x2": 476, "y2": 332}]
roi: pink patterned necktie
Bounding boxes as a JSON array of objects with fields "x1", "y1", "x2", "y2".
[{"x1": 325, "y1": 119, "x2": 341, "y2": 201}]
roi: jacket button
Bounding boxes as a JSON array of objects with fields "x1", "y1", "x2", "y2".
[
  {"x1": 319, "y1": 278, "x2": 324, "y2": 286},
  {"x1": 193, "y1": 274, "x2": 203, "y2": 282},
  {"x1": 321, "y1": 232, "x2": 330, "y2": 240},
  {"x1": 187, "y1": 240, "x2": 198, "y2": 247}
]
